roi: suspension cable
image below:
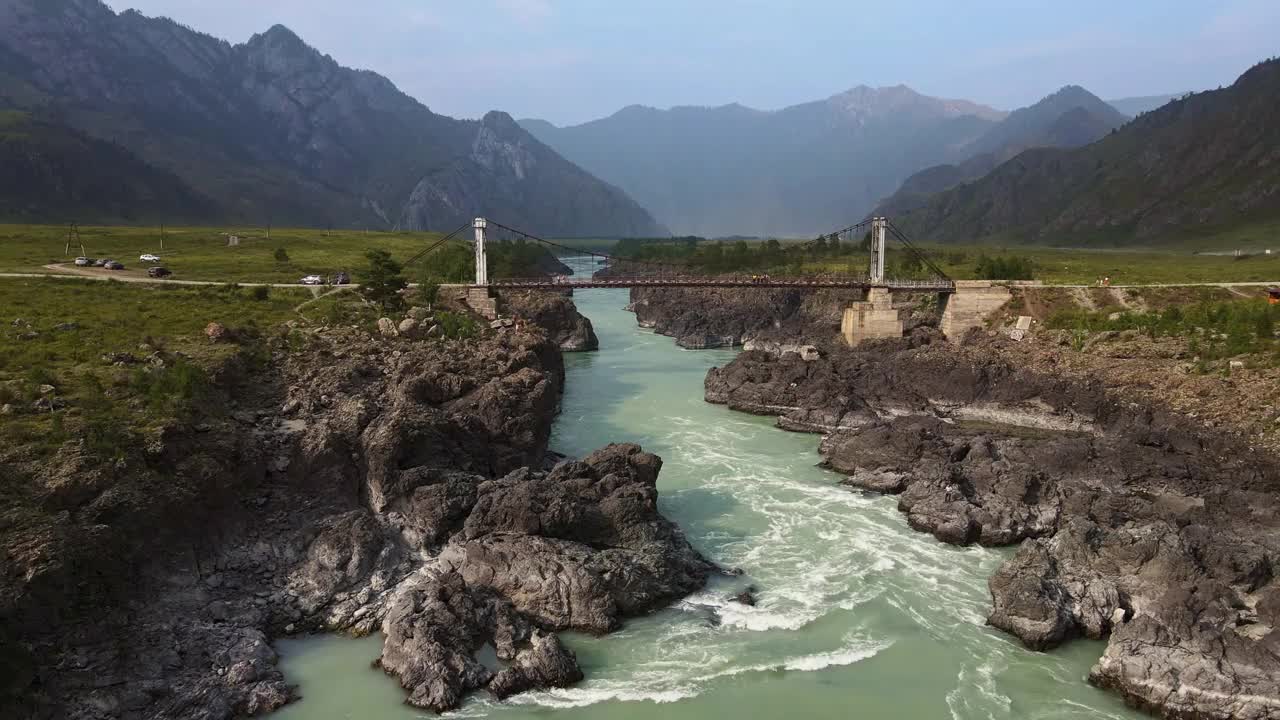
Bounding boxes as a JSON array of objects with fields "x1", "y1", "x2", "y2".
[
  {"x1": 485, "y1": 219, "x2": 698, "y2": 274},
  {"x1": 401, "y1": 221, "x2": 474, "y2": 270},
  {"x1": 886, "y1": 220, "x2": 950, "y2": 280}
]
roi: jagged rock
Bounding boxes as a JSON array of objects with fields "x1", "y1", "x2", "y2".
[
  {"x1": 205, "y1": 322, "x2": 231, "y2": 342},
  {"x1": 700, "y1": 332, "x2": 1280, "y2": 719},
  {"x1": 426, "y1": 324, "x2": 442, "y2": 338},
  {"x1": 378, "y1": 573, "x2": 582, "y2": 712},
  {"x1": 731, "y1": 586, "x2": 758, "y2": 606},
  {"x1": 377, "y1": 318, "x2": 398, "y2": 338},
  {"x1": 487, "y1": 631, "x2": 583, "y2": 700},
  {"x1": 439, "y1": 444, "x2": 712, "y2": 633},
  {"x1": 407, "y1": 306, "x2": 432, "y2": 321}
]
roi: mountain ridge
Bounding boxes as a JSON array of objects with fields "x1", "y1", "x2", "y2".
[
  {"x1": 876, "y1": 85, "x2": 1128, "y2": 216},
  {"x1": 895, "y1": 59, "x2": 1280, "y2": 245},
  {"x1": 521, "y1": 85, "x2": 1006, "y2": 237},
  {"x1": 0, "y1": 0, "x2": 665, "y2": 235}
]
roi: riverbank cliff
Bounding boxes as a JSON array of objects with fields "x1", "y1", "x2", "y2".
[
  {"x1": 630, "y1": 287, "x2": 1280, "y2": 719},
  {"x1": 1, "y1": 312, "x2": 708, "y2": 718}
]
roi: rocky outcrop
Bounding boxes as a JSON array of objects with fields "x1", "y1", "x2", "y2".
[
  {"x1": 631, "y1": 287, "x2": 865, "y2": 349},
  {"x1": 705, "y1": 330, "x2": 1280, "y2": 719},
  {"x1": 376, "y1": 444, "x2": 710, "y2": 709},
  {"x1": 378, "y1": 572, "x2": 584, "y2": 712},
  {"x1": 2, "y1": 324, "x2": 708, "y2": 718},
  {"x1": 501, "y1": 290, "x2": 599, "y2": 351}
]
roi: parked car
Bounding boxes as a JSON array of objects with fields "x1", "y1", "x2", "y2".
[
  {"x1": 74, "y1": 257, "x2": 93, "y2": 266},
  {"x1": 300, "y1": 274, "x2": 324, "y2": 286},
  {"x1": 330, "y1": 271, "x2": 350, "y2": 285},
  {"x1": 104, "y1": 261, "x2": 125, "y2": 270},
  {"x1": 140, "y1": 253, "x2": 162, "y2": 263},
  {"x1": 147, "y1": 267, "x2": 172, "y2": 278},
  {"x1": 93, "y1": 258, "x2": 108, "y2": 267}
]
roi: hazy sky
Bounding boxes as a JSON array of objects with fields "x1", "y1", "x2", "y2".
[{"x1": 111, "y1": 0, "x2": 1280, "y2": 126}]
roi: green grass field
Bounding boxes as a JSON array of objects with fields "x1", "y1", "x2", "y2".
[
  {"x1": 0, "y1": 277, "x2": 374, "y2": 457},
  {"x1": 798, "y1": 245, "x2": 1280, "y2": 285},
  {"x1": 932, "y1": 245, "x2": 1280, "y2": 285},
  {"x1": 0, "y1": 223, "x2": 450, "y2": 283},
  {"x1": 2, "y1": 223, "x2": 1278, "y2": 286}
]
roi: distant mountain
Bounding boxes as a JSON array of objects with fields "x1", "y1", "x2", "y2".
[
  {"x1": 877, "y1": 86, "x2": 1128, "y2": 216},
  {"x1": 1106, "y1": 93, "x2": 1189, "y2": 117},
  {"x1": 0, "y1": 0, "x2": 663, "y2": 236},
  {"x1": 0, "y1": 110, "x2": 215, "y2": 223},
  {"x1": 521, "y1": 87, "x2": 1006, "y2": 237},
  {"x1": 896, "y1": 60, "x2": 1280, "y2": 245}
]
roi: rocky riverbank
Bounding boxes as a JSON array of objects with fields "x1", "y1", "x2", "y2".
[
  {"x1": 500, "y1": 290, "x2": 599, "y2": 351},
  {"x1": 629, "y1": 287, "x2": 865, "y2": 349},
  {"x1": 703, "y1": 330, "x2": 1280, "y2": 719},
  {"x1": 1, "y1": 313, "x2": 708, "y2": 718}
]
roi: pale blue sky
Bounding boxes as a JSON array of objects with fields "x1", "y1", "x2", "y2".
[{"x1": 112, "y1": 0, "x2": 1280, "y2": 125}]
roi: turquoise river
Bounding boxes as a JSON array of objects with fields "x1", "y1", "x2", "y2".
[{"x1": 274, "y1": 289, "x2": 1144, "y2": 720}]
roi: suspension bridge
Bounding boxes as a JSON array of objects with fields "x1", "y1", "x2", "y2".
[{"x1": 407, "y1": 216, "x2": 957, "y2": 293}]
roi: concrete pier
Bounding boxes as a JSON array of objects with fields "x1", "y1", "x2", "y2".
[
  {"x1": 841, "y1": 287, "x2": 904, "y2": 346},
  {"x1": 465, "y1": 287, "x2": 499, "y2": 320},
  {"x1": 939, "y1": 281, "x2": 1012, "y2": 340}
]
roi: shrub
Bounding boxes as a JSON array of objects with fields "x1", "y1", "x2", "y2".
[
  {"x1": 273, "y1": 247, "x2": 290, "y2": 262},
  {"x1": 250, "y1": 285, "x2": 270, "y2": 301},
  {"x1": 435, "y1": 311, "x2": 479, "y2": 340},
  {"x1": 129, "y1": 356, "x2": 208, "y2": 414},
  {"x1": 974, "y1": 253, "x2": 1035, "y2": 280}
]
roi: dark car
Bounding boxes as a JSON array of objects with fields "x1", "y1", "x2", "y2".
[
  {"x1": 330, "y1": 271, "x2": 350, "y2": 285},
  {"x1": 104, "y1": 260, "x2": 124, "y2": 270},
  {"x1": 147, "y1": 267, "x2": 172, "y2": 278}
]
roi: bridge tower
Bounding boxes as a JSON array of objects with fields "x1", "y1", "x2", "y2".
[
  {"x1": 473, "y1": 217, "x2": 488, "y2": 286},
  {"x1": 869, "y1": 217, "x2": 887, "y2": 284}
]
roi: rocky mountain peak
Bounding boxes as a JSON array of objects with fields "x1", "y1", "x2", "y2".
[
  {"x1": 481, "y1": 110, "x2": 522, "y2": 134},
  {"x1": 245, "y1": 23, "x2": 309, "y2": 54},
  {"x1": 826, "y1": 84, "x2": 1004, "y2": 121}
]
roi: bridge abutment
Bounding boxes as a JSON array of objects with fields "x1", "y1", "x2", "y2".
[
  {"x1": 465, "y1": 287, "x2": 500, "y2": 320},
  {"x1": 939, "y1": 281, "x2": 1012, "y2": 341},
  {"x1": 841, "y1": 287, "x2": 904, "y2": 346}
]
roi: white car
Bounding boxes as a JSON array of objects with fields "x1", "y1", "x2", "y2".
[
  {"x1": 140, "y1": 254, "x2": 162, "y2": 263},
  {"x1": 300, "y1": 275, "x2": 325, "y2": 286},
  {"x1": 74, "y1": 257, "x2": 92, "y2": 266}
]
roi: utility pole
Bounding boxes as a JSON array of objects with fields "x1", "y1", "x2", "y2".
[{"x1": 160, "y1": 224, "x2": 166, "y2": 252}]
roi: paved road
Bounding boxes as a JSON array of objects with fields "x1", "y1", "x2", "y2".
[{"x1": 0, "y1": 265, "x2": 355, "y2": 288}]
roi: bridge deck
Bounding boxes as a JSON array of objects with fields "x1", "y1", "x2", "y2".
[{"x1": 480, "y1": 278, "x2": 957, "y2": 292}]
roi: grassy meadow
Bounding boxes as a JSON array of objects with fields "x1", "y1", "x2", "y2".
[
  {"x1": 1, "y1": 222, "x2": 1277, "y2": 286},
  {"x1": 925, "y1": 245, "x2": 1280, "y2": 285},
  {"x1": 0, "y1": 277, "x2": 374, "y2": 457},
  {"x1": 0, "y1": 223, "x2": 451, "y2": 283}
]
